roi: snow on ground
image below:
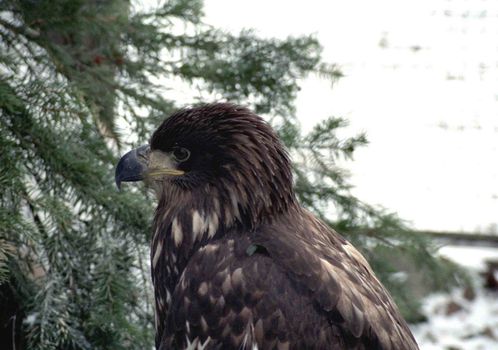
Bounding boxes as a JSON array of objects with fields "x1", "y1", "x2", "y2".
[
  {"x1": 413, "y1": 287, "x2": 498, "y2": 349},
  {"x1": 412, "y1": 247, "x2": 498, "y2": 350}
]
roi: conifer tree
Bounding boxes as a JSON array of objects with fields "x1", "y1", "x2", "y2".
[{"x1": 0, "y1": 0, "x2": 461, "y2": 348}]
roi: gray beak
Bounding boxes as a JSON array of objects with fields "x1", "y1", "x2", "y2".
[{"x1": 115, "y1": 145, "x2": 149, "y2": 189}]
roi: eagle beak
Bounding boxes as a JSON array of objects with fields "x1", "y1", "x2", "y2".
[
  {"x1": 115, "y1": 145, "x2": 149, "y2": 189},
  {"x1": 115, "y1": 145, "x2": 186, "y2": 189}
]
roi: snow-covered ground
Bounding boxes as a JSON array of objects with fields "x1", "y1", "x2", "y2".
[
  {"x1": 412, "y1": 247, "x2": 498, "y2": 349},
  {"x1": 413, "y1": 288, "x2": 498, "y2": 350}
]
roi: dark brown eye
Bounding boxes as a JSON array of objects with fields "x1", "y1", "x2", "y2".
[{"x1": 172, "y1": 147, "x2": 190, "y2": 162}]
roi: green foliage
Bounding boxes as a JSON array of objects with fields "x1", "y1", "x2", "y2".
[
  {"x1": 0, "y1": 0, "x2": 463, "y2": 348},
  {"x1": 1, "y1": 77, "x2": 153, "y2": 349}
]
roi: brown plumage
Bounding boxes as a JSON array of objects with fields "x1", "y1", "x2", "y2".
[{"x1": 115, "y1": 103, "x2": 419, "y2": 350}]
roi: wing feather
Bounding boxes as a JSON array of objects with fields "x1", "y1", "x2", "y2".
[{"x1": 252, "y1": 209, "x2": 418, "y2": 350}]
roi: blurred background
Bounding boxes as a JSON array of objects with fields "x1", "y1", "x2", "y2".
[{"x1": 1, "y1": 0, "x2": 497, "y2": 349}]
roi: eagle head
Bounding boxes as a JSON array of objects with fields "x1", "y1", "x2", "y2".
[{"x1": 115, "y1": 103, "x2": 296, "y2": 230}]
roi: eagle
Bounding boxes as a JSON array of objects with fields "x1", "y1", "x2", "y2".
[{"x1": 115, "y1": 103, "x2": 419, "y2": 350}]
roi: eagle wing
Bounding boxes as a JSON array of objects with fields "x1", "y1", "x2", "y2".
[
  {"x1": 252, "y1": 210, "x2": 419, "y2": 350},
  {"x1": 161, "y1": 210, "x2": 418, "y2": 350}
]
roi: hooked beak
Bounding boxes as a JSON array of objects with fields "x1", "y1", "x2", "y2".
[
  {"x1": 115, "y1": 145, "x2": 149, "y2": 190},
  {"x1": 115, "y1": 145, "x2": 185, "y2": 189}
]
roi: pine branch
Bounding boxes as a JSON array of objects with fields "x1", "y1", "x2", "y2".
[{"x1": 0, "y1": 17, "x2": 40, "y2": 41}]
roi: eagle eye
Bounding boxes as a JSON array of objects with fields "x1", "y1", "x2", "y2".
[{"x1": 172, "y1": 147, "x2": 190, "y2": 162}]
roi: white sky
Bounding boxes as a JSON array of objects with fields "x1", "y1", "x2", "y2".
[{"x1": 202, "y1": 0, "x2": 498, "y2": 232}]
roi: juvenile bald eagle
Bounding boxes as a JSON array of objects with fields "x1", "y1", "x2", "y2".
[{"x1": 115, "y1": 103, "x2": 419, "y2": 350}]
